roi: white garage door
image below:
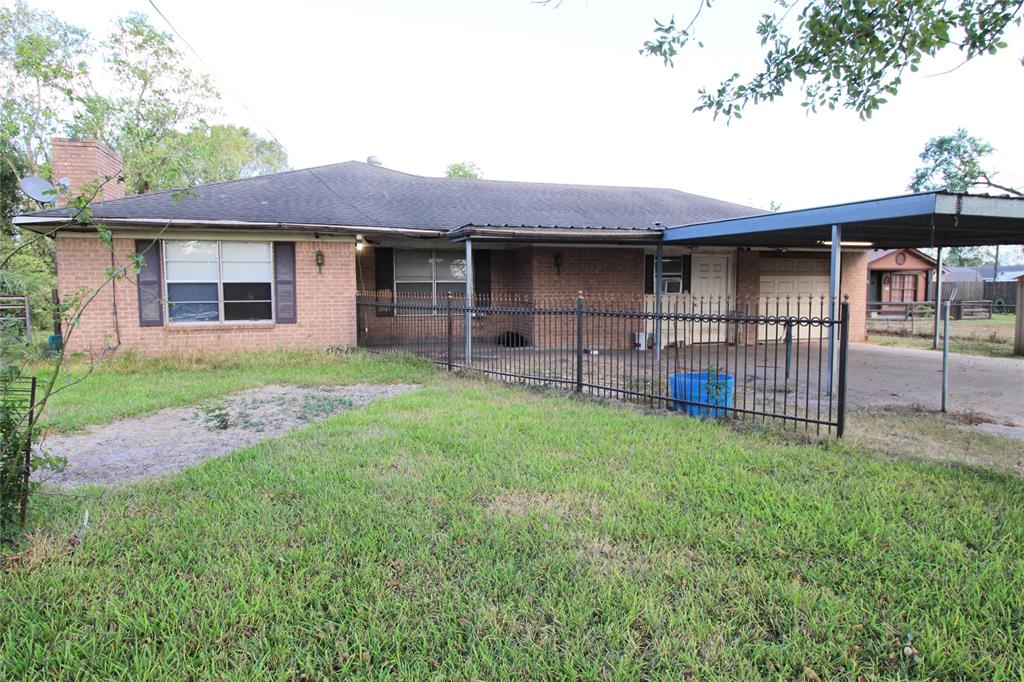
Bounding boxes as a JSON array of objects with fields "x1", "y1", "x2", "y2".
[{"x1": 758, "y1": 257, "x2": 830, "y2": 341}]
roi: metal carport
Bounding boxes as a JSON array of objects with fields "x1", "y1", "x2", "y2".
[{"x1": 662, "y1": 191, "x2": 1024, "y2": 402}]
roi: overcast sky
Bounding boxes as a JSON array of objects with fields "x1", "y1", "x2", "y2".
[{"x1": 27, "y1": 0, "x2": 1024, "y2": 212}]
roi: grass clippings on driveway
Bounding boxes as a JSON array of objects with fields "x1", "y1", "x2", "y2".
[{"x1": 4, "y1": 358, "x2": 1024, "y2": 679}]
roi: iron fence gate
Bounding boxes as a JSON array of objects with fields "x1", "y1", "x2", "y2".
[{"x1": 357, "y1": 293, "x2": 849, "y2": 437}]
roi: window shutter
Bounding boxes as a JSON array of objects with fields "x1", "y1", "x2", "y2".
[
  {"x1": 375, "y1": 247, "x2": 394, "y2": 291},
  {"x1": 135, "y1": 240, "x2": 163, "y2": 327},
  {"x1": 681, "y1": 254, "x2": 692, "y2": 293},
  {"x1": 644, "y1": 255, "x2": 654, "y2": 295},
  {"x1": 274, "y1": 242, "x2": 297, "y2": 324},
  {"x1": 473, "y1": 250, "x2": 491, "y2": 303}
]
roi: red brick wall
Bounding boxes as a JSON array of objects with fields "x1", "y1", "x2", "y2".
[
  {"x1": 492, "y1": 248, "x2": 533, "y2": 294},
  {"x1": 528, "y1": 246, "x2": 644, "y2": 302},
  {"x1": 355, "y1": 245, "x2": 646, "y2": 349},
  {"x1": 735, "y1": 249, "x2": 761, "y2": 344},
  {"x1": 51, "y1": 138, "x2": 125, "y2": 203},
  {"x1": 840, "y1": 250, "x2": 868, "y2": 342},
  {"x1": 56, "y1": 235, "x2": 357, "y2": 356}
]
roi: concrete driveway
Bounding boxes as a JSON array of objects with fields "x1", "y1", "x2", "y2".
[{"x1": 847, "y1": 343, "x2": 1024, "y2": 432}]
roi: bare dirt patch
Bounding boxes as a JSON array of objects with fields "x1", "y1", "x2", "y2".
[{"x1": 37, "y1": 384, "x2": 419, "y2": 488}]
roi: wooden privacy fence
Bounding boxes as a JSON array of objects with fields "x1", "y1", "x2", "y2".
[
  {"x1": 357, "y1": 292, "x2": 851, "y2": 438},
  {"x1": 932, "y1": 281, "x2": 1018, "y2": 312}
]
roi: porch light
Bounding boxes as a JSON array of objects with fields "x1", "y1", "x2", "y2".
[
  {"x1": 315, "y1": 249, "x2": 325, "y2": 273},
  {"x1": 818, "y1": 240, "x2": 874, "y2": 247},
  {"x1": 355, "y1": 235, "x2": 366, "y2": 252}
]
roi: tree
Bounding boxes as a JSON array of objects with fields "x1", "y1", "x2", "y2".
[
  {"x1": 640, "y1": 1, "x2": 1023, "y2": 121},
  {"x1": 446, "y1": 161, "x2": 482, "y2": 179},
  {"x1": 909, "y1": 129, "x2": 1023, "y2": 267},
  {"x1": 68, "y1": 13, "x2": 218, "y2": 193},
  {"x1": 1, "y1": 5, "x2": 288, "y2": 335},
  {"x1": 1, "y1": 5, "x2": 287, "y2": 198},
  {"x1": 0, "y1": 0, "x2": 89, "y2": 177},
  {"x1": 116, "y1": 123, "x2": 288, "y2": 191},
  {"x1": 909, "y1": 128, "x2": 1023, "y2": 197}
]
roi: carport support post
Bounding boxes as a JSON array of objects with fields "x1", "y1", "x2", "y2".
[
  {"x1": 942, "y1": 297, "x2": 951, "y2": 412},
  {"x1": 827, "y1": 224, "x2": 841, "y2": 394},
  {"x1": 932, "y1": 246, "x2": 944, "y2": 349},
  {"x1": 464, "y1": 238, "x2": 474, "y2": 363},
  {"x1": 1015, "y1": 275, "x2": 1024, "y2": 355},
  {"x1": 654, "y1": 244, "x2": 664, "y2": 360}
]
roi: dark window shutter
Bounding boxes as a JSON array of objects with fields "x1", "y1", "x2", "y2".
[
  {"x1": 473, "y1": 250, "x2": 491, "y2": 303},
  {"x1": 135, "y1": 239, "x2": 163, "y2": 327},
  {"x1": 681, "y1": 254, "x2": 692, "y2": 293},
  {"x1": 373, "y1": 247, "x2": 395, "y2": 317},
  {"x1": 644, "y1": 255, "x2": 654, "y2": 295},
  {"x1": 274, "y1": 242, "x2": 296, "y2": 324},
  {"x1": 375, "y1": 247, "x2": 394, "y2": 291}
]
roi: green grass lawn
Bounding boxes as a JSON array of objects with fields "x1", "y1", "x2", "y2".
[
  {"x1": 868, "y1": 313, "x2": 1021, "y2": 358},
  {"x1": 35, "y1": 349, "x2": 437, "y2": 433},
  {"x1": 4, "y1": 352, "x2": 1024, "y2": 679}
]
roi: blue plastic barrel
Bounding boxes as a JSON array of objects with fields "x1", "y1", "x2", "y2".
[{"x1": 668, "y1": 371, "x2": 735, "y2": 417}]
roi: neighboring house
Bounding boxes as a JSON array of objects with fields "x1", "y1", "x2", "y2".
[
  {"x1": 944, "y1": 266, "x2": 983, "y2": 283},
  {"x1": 15, "y1": 139, "x2": 870, "y2": 357},
  {"x1": 993, "y1": 268, "x2": 1024, "y2": 283},
  {"x1": 866, "y1": 248, "x2": 938, "y2": 305},
  {"x1": 947, "y1": 262, "x2": 1024, "y2": 282}
]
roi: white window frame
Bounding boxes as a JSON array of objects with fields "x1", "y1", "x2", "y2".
[
  {"x1": 393, "y1": 249, "x2": 466, "y2": 315},
  {"x1": 163, "y1": 240, "x2": 276, "y2": 325}
]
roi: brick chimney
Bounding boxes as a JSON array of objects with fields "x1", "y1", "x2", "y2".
[{"x1": 50, "y1": 138, "x2": 125, "y2": 204}]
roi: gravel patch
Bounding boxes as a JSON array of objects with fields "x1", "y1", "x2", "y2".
[{"x1": 37, "y1": 383, "x2": 419, "y2": 488}]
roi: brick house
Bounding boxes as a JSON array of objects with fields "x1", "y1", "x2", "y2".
[
  {"x1": 866, "y1": 248, "x2": 938, "y2": 306},
  {"x1": 15, "y1": 139, "x2": 868, "y2": 357}
]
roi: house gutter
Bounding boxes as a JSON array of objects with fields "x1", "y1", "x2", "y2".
[
  {"x1": 12, "y1": 215, "x2": 446, "y2": 239},
  {"x1": 447, "y1": 225, "x2": 663, "y2": 243}
]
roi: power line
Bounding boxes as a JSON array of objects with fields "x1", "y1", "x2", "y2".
[
  {"x1": 146, "y1": 0, "x2": 380, "y2": 226},
  {"x1": 147, "y1": 0, "x2": 286, "y2": 152}
]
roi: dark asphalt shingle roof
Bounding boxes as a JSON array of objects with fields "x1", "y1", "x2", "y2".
[{"x1": 23, "y1": 161, "x2": 761, "y2": 232}]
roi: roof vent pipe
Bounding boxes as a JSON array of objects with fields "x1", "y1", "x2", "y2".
[{"x1": 367, "y1": 155, "x2": 382, "y2": 166}]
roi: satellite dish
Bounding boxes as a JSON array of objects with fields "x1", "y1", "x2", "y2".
[
  {"x1": 56, "y1": 177, "x2": 70, "y2": 190},
  {"x1": 19, "y1": 176, "x2": 58, "y2": 204}
]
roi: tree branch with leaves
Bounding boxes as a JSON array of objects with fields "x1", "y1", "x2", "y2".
[{"x1": 640, "y1": 0, "x2": 1023, "y2": 121}]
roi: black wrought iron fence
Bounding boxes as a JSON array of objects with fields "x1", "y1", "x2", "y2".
[
  {"x1": 357, "y1": 292, "x2": 850, "y2": 437},
  {"x1": 0, "y1": 376, "x2": 38, "y2": 531}
]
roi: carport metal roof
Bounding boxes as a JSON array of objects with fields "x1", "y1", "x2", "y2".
[{"x1": 663, "y1": 192, "x2": 1024, "y2": 248}]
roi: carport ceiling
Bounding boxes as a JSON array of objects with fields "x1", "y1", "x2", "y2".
[{"x1": 664, "y1": 192, "x2": 1024, "y2": 248}]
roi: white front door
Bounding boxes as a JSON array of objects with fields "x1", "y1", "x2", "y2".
[{"x1": 691, "y1": 253, "x2": 734, "y2": 342}]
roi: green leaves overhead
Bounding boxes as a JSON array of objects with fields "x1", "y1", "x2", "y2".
[{"x1": 642, "y1": 0, "x2": 1024, "y2": 120}]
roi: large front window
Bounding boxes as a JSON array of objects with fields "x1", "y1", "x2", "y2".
[
  {"x1": 164, "y1": 240, "x2": 274, "y2": 323},
  {"x1": 394, "y1": 249, "x2": 466, "y2": 305}
]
